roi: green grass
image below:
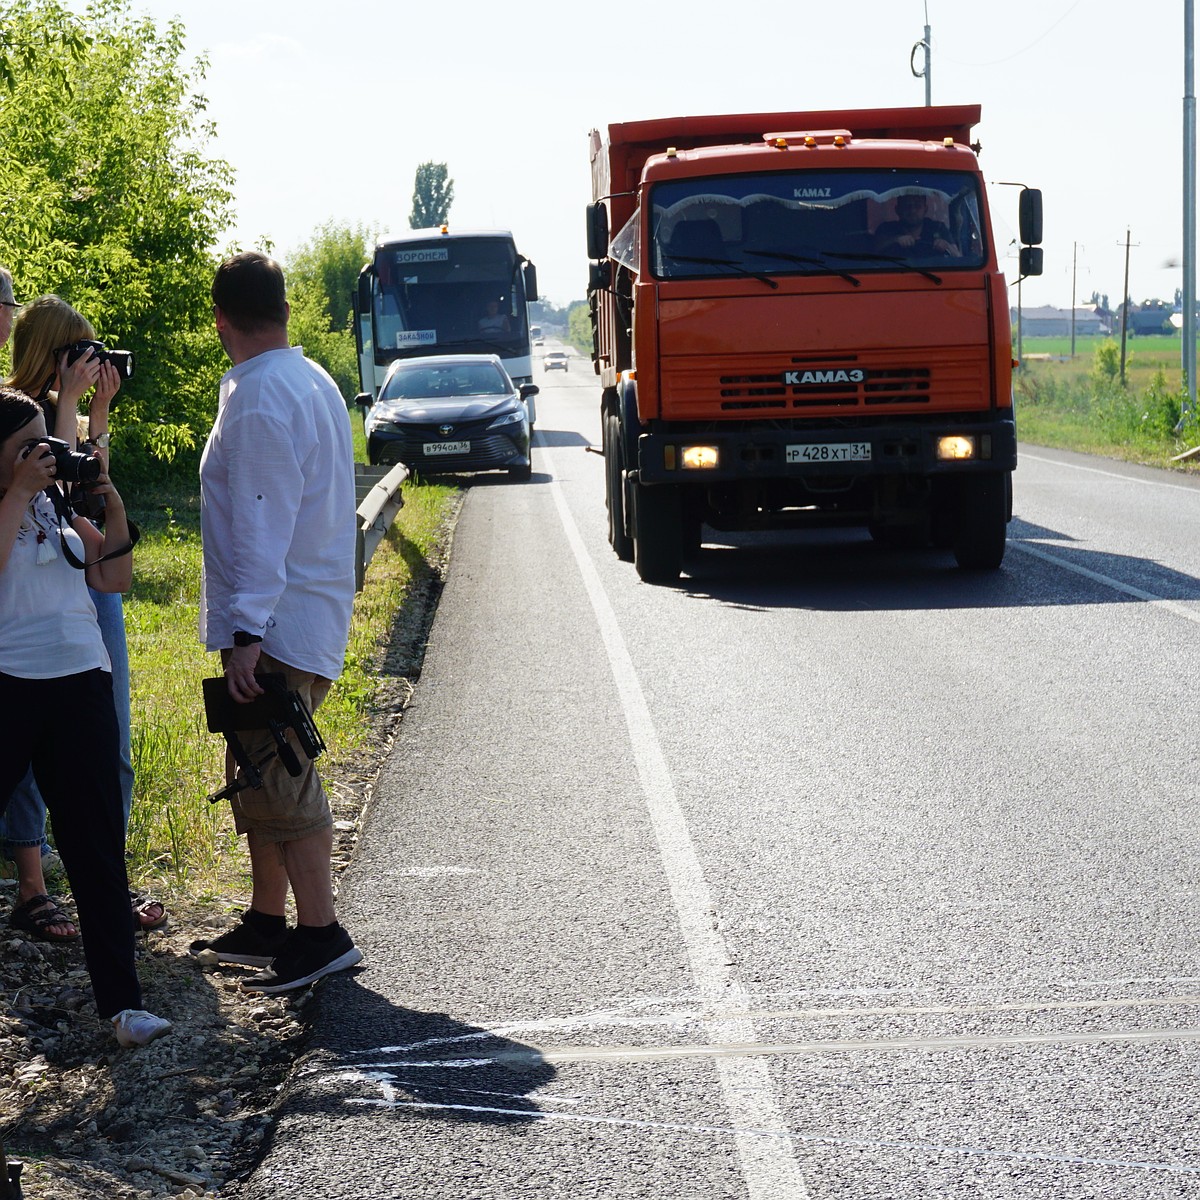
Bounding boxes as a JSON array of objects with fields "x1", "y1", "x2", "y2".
[
  {"x1": 119, "y1": 473, "x2": 458, "y2": 898},
  {"x1": 1014, "y1": 335, "x2": 1200, "y2": 468}
]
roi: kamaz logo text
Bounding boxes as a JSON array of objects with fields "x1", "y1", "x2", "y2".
[{"x1": 783, "y1": 368, "x2": 866, "y2": 386}]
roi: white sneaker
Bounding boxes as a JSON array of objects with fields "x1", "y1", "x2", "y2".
[{"x1": 111, "y1": 1008, "x2": 172, "y2": 1047}]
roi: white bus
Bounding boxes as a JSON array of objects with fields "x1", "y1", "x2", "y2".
[{"x1": 354, "y1": 226, "x2": 539, "y2": 404}]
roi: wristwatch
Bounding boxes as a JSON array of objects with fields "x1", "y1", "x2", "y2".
[
  {"x1": 91, "y1": 432, "x2": 112, "y2": 448},
  {"x1": 232, "y1": 630, "x2": 263, "y2": 647}
]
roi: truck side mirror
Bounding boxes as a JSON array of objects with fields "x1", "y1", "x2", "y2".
[
  {"x1": 586, "y1": 203, "x2": 609, "y2": 260},
  {"x1": 523, "y1": 260, "x2": 538, "y2": 304},
  {"x1": 1019, "y1": 188, "x2": 1043, "y2": 246},
  {"x1": 589, "y1": 260, "x2": 612, "y2": 291},
  {"x1": 1019, "y1": 246, "x2": 1043, "y2": 277}
]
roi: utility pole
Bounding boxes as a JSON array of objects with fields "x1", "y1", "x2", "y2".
[
  {"x1": 1119, "y1": 228, "x2": 1136, "y2": 387},
  {"x1": 1071, "y1": 241, "x2": 1078, "y2": 359},
  {"x1": 1184, "y1": 0, "x2": 1197, "y2": 423},
  {"x1": 911, "y1": 2, "x2": 931, "y2": 106}
]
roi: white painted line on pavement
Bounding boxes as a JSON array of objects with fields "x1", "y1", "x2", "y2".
[
  {"x1": 1020, "y1": 451, "x2": 1200, "y2": 494},
  {"x1": 1010, "y1": 540, "x2": 1200, "y2": 624},
  {"x1": 537, "y1": 436, "x2": 812, "y2": 1200},
  {"x1": 344, "y1": 1094, "x2": 1200, "y2": 1177}
]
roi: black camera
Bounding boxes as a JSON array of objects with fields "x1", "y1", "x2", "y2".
[
  {"x1": 61, "y1": 338, "x2": 135, "y2": 380},
  {"x1": 30, "y1": 436, "x2": 102, "y2": 485}
]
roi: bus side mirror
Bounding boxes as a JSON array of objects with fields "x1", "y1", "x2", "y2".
[
  {"x1": 586, "y1": 203, "x2": 609, "y2": 260},
  {"x1": 356, "y1": 268, "x2": 373, "y2": 316},
  {"x1": 1019, "y1": 246, "x2": 1043, "y2": 277},
  {"x1": 1019, "y1": 188, "x2": 1043, "y2": 246},
  {"x1": 523, "y1": 261, "x2": 538, "y2": 304}
]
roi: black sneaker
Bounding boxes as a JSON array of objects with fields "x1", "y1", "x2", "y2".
[
  {"x1": 241, "y1": 926, "x2": 362, "y2": 994},
  {"x1": 189, "y1": 912, "x2": 289, "y2": 967}
]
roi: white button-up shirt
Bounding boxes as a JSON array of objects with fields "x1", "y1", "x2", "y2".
[{"x1": 199, "y1": 347, "x2": 356, "y2": 680}]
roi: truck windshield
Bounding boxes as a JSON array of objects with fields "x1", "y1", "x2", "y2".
[
  {"x1": 372, "y1": 237, "x2": 529, "y2": 354},
  {"x1": 650, "y1": 170, "x2": 986, "y2": 280}
]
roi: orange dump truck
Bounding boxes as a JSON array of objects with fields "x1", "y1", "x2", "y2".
[{"x1": 585, "y1": 106, "x2": 1042, "y2": 582}]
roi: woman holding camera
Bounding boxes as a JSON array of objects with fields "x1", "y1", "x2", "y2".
[
  {"x1": 0, "y1": 295, "x2": 164, "y2": 940},
  {"x1": 0, "y1": 386, "x2": 170, "y2": 1046}
]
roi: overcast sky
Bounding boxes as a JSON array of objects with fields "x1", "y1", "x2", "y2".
[{"x1": 113, "y1": 0, "x2": 1191, "y2": 312}]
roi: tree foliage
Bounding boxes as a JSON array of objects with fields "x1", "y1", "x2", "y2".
[
  {"x1": 0, "y1": 0, "x2": 233, "y2": 477},
  {"x1": 284, "y1": 222, "x2": 374, "y2": 401},
  {"x1": 409, "y1": 162, "x2": 454, "y2": 229}
]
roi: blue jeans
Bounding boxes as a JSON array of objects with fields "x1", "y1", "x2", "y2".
[{"x1": 0, "y1": 589, "x2": 134, "y2": 857}]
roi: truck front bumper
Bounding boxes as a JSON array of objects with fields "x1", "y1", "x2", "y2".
[{"x1": 635, "y1": 417, "x2": 1017, "y2": 484}]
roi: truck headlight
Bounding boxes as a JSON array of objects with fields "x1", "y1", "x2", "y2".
[
  {"x1": 936, "y1": 435, "x2": 976, "y2": 461},
  {"x1": 680, "y1": 445, "x2": 720, "y2": 469}
]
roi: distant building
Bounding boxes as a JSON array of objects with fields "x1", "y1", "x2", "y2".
[{"x1": 1012, "y1": 305, "x2": 1108, "y2": 337}]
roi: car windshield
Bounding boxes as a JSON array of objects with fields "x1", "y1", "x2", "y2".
[
  {"x1": 649, "y1": 169, "x2": 986, "y2": 280},
  {"x1": 382, "y1": 361, "x2": 511, "y2": 401}
]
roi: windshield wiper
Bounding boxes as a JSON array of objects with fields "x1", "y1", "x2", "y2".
[
  {"x1": 662, "y1": 252, "x2": 779, "y2": 290},
  {"x1": 835, "y1": 251, "x2": 943, "y2": 286},
  {"x1": 743, "y1": 248, "x2": 860, "y2": 287}
]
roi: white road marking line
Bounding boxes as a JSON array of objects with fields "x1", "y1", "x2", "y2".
[
  {"x1": 344, "y1": 1096, "x2": 1200, "y2": 1176},
  {"x1": 327, "y1": 1023, "x2": 1200, "y2": 1071},
  {"x1": 1020, "y1": 451, "x2": 1200, "y2": 494},
  {"x1": 317, "y1": 992, "x2": 1200, "y2": 1070},
  {"x1": 537, "y1": 435, "x2": 811, "y2": 1200},
  {"x1": 1011, "y1": 540, "x2": 1200, "y2": 624}
]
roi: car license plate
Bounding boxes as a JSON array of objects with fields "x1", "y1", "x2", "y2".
[
  {"x1": 785, "y1": 441, "x2": 872, "y2": 464},
  {"x1": 423, "y1": 440, "x2": 470, "y2": 455}
]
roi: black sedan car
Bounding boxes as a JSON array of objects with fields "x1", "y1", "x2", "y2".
[{"x1": 364, "y1": 355, "x2": 538, "y2": 480}]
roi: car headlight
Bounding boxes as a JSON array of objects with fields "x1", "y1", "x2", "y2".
[{"x1": 487, "y1": 407, "x2": 527, "y2": 430}]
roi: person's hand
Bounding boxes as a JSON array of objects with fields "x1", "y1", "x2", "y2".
[
  {"x1": 55, "y1": 347, "x2": 101, "y2": 408},
  {"x1": 84, "y1": 460, "x2": 124, "y2": 513},
  {"x1": 90, "y1": 361, "x2": 121, "y2": 414},
  {"x1": 225, "y1": 643, "x2": 265, "y2": 704},
  {"x1": 9, "y1": 440, "x2": 57, "y2": 501}
]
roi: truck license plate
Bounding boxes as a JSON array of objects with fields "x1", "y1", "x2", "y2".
[
  {"x1": 786, "y1": 442, "x2": 872, "y2": 464},
  {"x1": 423, "y1": 440, "x2": 470, "y2": 455}
]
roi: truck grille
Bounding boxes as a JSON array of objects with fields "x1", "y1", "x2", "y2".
[{"x1": 661, "y1": 350, "x2": 986, "y2": 418}]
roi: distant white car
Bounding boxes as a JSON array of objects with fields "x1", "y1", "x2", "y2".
[{"x1": 544, "y1": 351, "x2": 569, "y2": 372}]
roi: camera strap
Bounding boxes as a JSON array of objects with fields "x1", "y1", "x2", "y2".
[{"x1": 45, "y1": 483, "x2": 139, "y2": 570}]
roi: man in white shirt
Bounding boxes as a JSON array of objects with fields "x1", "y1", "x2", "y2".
[{"x1": 193, "y1": 251, "x2": 361, "y2": 993}]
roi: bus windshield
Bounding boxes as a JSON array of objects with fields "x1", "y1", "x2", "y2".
[
  {"x1": 649, "y1": 169, "x2": 987, "y2": 280},
  {"x1": 372, "y1": 236, "x2": 529, "y2": 356}
]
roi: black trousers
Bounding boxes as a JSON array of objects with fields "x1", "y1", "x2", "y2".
[{"x1": 0, "y1": 669, "x2": 140, "y2": 1019}]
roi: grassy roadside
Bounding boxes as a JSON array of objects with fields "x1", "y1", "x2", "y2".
[
  {"x1": 1015, "y1": 334, "x2": 1200, "y2": 469},
  {"x1": 119, "y1": 473, "x2": 459, "y2": 900}
]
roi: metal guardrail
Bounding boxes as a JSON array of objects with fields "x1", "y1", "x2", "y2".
[{"x1": 354, "y1": 461, "x2": 410, "y2": 592}]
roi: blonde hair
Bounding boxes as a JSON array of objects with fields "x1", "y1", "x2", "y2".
[{"x1": 6, "y1": 295, "x2": 95, "y2": 400}]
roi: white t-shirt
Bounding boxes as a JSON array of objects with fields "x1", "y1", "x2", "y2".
[
  {"x1": 0, "y1": 491, "x2": 110, "y2": 679},
  {"x1": 199, "y1": 346, "x2": 356, "y2": 681}
]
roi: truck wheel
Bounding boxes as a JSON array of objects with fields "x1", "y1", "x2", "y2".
[
  {"x1": 605, "y1": 413, "x2": 633, "y2": 561},
  {"x1": 953, "y1": 473, "x2": 1009, "y2": 569},
  {"x1": 632, "y1": 480, "x2": 683, "y2": 583}
]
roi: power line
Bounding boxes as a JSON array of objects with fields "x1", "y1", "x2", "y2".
[{"x1": 936, "y1": 1, "x2": 1085, "y2": 68}]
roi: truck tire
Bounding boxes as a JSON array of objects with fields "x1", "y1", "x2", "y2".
[
  {"x1": 632, "y1": 480, "x2": 683, "y2": 583},
  {"x1": 953, "y1": 472, "x2": 1009, "y2": 569},
  {"x1": 604, "y1": 412, "x2": 633, "y2": 561}
]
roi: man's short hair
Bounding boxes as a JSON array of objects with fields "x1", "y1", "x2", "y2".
[{"x1": 212, "y1": 252, "x2": 288, "y2": 333}]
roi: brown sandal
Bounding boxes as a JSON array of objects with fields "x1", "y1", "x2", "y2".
[
  {"x1": 130, "y1": 892, "x2": 168, "y2": 931},
  {"x1": 9, "y1": 893, "x2": 79, "y2": 942}
]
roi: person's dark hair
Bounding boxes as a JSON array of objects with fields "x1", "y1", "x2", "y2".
[
  {"x1": 212, "y1": 251, "x2": 288, "y2": 334},
  {"x1": 0, "y1": 386, "x2": 41, "y2": 443}
]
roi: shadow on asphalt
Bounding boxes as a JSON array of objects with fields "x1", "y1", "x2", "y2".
[
  {"x1": 288, "y1": 977, "x2": 556, "y2": 1128},
  {"x1": 665, "y1": 516, "x2": 1200, "y2": 612}
]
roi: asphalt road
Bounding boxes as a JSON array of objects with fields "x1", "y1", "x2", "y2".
[{"x1": 239, "y1": 348, "x2": 1200, "y2": 1199}]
